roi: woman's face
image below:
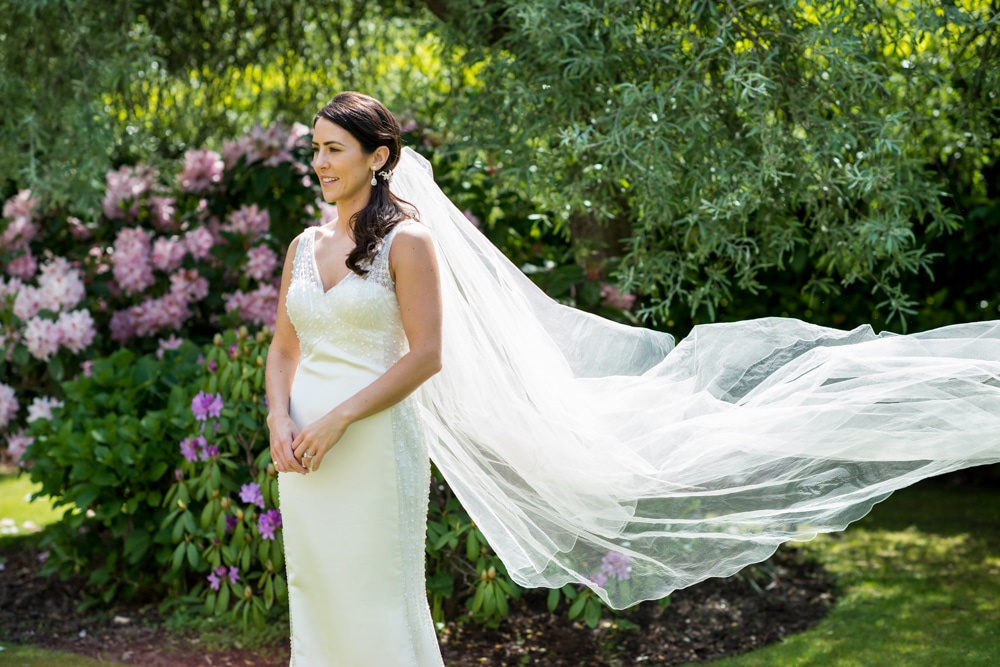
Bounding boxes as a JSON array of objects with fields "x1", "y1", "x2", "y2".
[{"x1": 311, "y1": 117, "x2": 385, "y2": 206}]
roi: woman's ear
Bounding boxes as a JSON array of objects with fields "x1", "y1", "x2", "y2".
[{"x1": 372, "y1": 146, "x2": 390, "y2": 171}]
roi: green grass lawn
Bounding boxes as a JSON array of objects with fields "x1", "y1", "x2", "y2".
[
  {"x1": 692, "y1": 478, "x2": 1000, "y2": 667},
  {"x1": 1, "y1": 470, "x2": 998, "y2": 666}
]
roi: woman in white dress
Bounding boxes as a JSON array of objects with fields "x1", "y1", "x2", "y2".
[
  {"x1": 266, "y1": 92, "x2": 445, "y2": 665},
  {"x1": 266, "y1": 91, "x2": 1000, "y2": 664}
]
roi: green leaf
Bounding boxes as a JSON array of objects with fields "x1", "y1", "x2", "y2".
[
  {"x1": 547, "y1": 587, "x2": 560, "y2": 612},
  {"x1": 568, "y1": 592, "x2": 587, "y2": 619}
]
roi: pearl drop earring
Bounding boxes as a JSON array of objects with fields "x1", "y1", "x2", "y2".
[{"x1": 370, "y1": 167, "x2": 377, "y2": 186}]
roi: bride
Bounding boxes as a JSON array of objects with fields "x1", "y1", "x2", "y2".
[{"x1": 266, "y1": 91, "x2": 1000, "y2": 665}]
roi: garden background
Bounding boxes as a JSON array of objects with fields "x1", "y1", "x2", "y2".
[{"x1": 1, "y1": 1, "x2": 998, "y2": 665}]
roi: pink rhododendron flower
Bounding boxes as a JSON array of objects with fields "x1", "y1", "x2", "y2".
[
  {"x1": 0, "y1": 276, "x2": 22, "y2": 300},
  {"x1": 13, "y1": 286, "x2": 45, "y2": 321},
  {"x1": 2, "y1": 190, "x2": 39, "y2": 249},
  {"x1": 66, "y1": 216, "x2": 91, "y2": 240},
  {"x1": 38, "y1": 257, "x2": 86, "y2": 311},
  {"x1": 5, "y1": 429, "x2": 33, "y2": 464},
  {"x1": 184, "y1": 226, "x2": 215, "y2": 261},
  {"x1": 81, "y1": 360, "x2": 94, "y2": 377},
  {"x1": 109, "y1": 310, "x2": 136, "y2": 342},
  {"x1": 156, "y1": 334, "x2": 184, "y2": 359},
  {"x1": 224, "y1": 284, "x2": 279, "y2": 327},
  {"x1": 102, "y1": 165, "x2": 155, "y2": 220},
  {"x1": 316, "y1": 200, "x2": 337, "y2": 225},
  {"x1": 151, "y1": 236, "x2": 187, "y2": 272},
  {"x1": 245, "y1": 245, "x2": 278, "y2": 281},
  {"x1": 6, "y1": 251, "x2": 37, "y2": 280},
  {"x1": 180, "y1": 148, "x2": 224, "y2": 193},
  {"x1": 169, "y1": 269, "x2": 209, "y2": 302},
  {"x1": 129, "y1": 292, "x2": 191, "y2": 338},
  {"x1": 55, "y1": 309, "x2": 97, "y2": 354},
  {"x1": 599, "y1": 283, "x2": 637, "y2": 310},
  {"x1": 222, "y1": 122, "x2": 308, "y2": 171},
  {"x1": 462, "y1": 209, "x2": 481, "y2": 228},
  {"x1": 112, "y1": 227, "x2": 155, "y2": 296},
  {"x1": 26, "y1": 396, "x2": 64, "y2": 423},
  {"x1": 0, "y1": 382, "x2": 17, "y2": 430},
  {"x1": 23, "y1": 317, "x2": 61, "y2": 361},
  {"x1": 223, "y1": 204, "x2": 270, "y2": 240},
  {"x1": 149, "y1": 196, "x2": 176, "y2": 231}
]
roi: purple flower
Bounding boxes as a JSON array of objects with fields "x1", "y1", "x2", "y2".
[
  {"x1": 225, "y1": 515, "x2": 238, "y2": 533},
  {"x1": 228, "y1": 343, "x2": 239, "y2": 358},
  {"x1": 207, "y1": 359, "x2": 218, "y2": 373},
  {"x1": 239, "y1": 482, "x2": 265, "y2": 508},
  {"x1": 227, "y1": 565, "x2": 240, "y2": 584},
  {"x1": 258, "y1": 509, "x2": 282, "y2": 540},
  {"x1": 203, "y1": 444, "x2": 220, "y2": 460},
  {"x1": 207, "y1": 564, "x2": 228, "y2": 591},
  {"x1": 179, "y1": 438, "x2": 199, "y2": 463},
  {"x1": 600, "y1": 551, "x2": 633, "y2": 581},
  {"x1": 589, "y1": 571, "x2": 608, "y2": 588},
  {"x1": 174, "y1": 467, "x2": 184, "y2": 482},
  {"x1": 191, "y1": 391, "x2": 223, "y2": 421}
]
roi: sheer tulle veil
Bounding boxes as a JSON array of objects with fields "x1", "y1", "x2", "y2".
[{"x1": 390, "y1": 147, "x2": 1000, "y2": 608}]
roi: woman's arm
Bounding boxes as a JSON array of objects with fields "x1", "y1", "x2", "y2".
[
  {"x1": 266, "y1": 235, "x2": 308, "y2": 475},
  {"x1": 291, "y1": 224, "x2": 443, "y2": 472}
]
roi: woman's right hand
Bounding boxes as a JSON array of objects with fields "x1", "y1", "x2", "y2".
[{"x1": 268, "y1": 415, "x2": 307, "y2": 474}]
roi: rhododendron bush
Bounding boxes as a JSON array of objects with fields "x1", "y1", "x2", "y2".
[{"x1": 0, "y1": 122, "x2": 330, "y2": 464}]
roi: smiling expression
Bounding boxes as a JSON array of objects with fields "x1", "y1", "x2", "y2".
[{"x1": 311, "y1": 117, "x2": 386, "y2": 207}]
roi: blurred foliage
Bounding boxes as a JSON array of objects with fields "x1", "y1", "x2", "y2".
[
  {"x1": 0, "y1": 0, "x2": 455, "y2": 210},
  {"x1": 424, "y1": 0, "x2": 1000, "y2": 332},
  {"x1": 1, "y1": 0, "x2": 998, "y2": 332}
]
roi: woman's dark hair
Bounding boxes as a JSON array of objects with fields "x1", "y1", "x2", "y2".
[{"x1": 314, "y1": 91, "x2": 417, "y2": 275}]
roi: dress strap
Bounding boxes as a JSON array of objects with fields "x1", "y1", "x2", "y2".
[
  {"x1": 291, "y1": 227, "x2": 320, "y2": 288},
  {"x1": 367, "y1": 221, "x2": 413, "y2": 290}
]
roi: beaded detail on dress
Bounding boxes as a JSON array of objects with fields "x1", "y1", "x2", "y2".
[{"x1": 286, "y1": 224, "x2": 409, "y2": 366}]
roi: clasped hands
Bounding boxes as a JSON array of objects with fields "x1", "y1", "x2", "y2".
[{"x1": 268, "y1": 410, "x2": 350, "y2": 475}]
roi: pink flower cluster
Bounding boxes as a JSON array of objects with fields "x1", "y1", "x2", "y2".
[
  {"x1": 5, "y1": 258, "x2": 96, "y2": 361},
  {"x1": 103, "y1": 165, "x2": 156, "y2": 221},
  {"x1": 113, "y1": 227, "x2": 155, "y2": 296},
  {"x1": 222, "y1": 122, "x2": 309, "y2": 170},
  {"x1": 223, "y1": 204, "x2": 270, "y2": 241},
  {"x1": 224, "y1": 284, "x2": 279, "y2": 327},
  {"x1": 2, "y1": 190, "x2": 40, "y2": 280},
  {"x1": 180, "y1": 148, "x2": 225, "y2": 193},
  {"x1": 4, "y1": 430, "x2": 33, "y2": 465},
  {"x1": 0, "y1": 382, "x2": 17, "y2": 430},
  {"x1": 26, "y1": 396, "x2": 65, "y2": 423},
  {"x1": 152, "y1": 236, "x2": 187, "y2": 272},
  {"x1": 600, "y1": 282, "x2": 637, "y2": 310},
  {"x1": 245, "y1": 245, "x2": 278, "y2": 281}
]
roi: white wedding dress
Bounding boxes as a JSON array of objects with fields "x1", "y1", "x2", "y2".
[{"x1": 280, "y1": 224, "x2": 444, "y2": 666}]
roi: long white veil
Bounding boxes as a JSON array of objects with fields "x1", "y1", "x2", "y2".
[{"x1": 391, "y1": 147, "x2": 1000, "y2": 609}]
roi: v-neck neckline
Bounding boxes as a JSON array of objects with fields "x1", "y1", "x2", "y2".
[{"x1": 310, "y1": 227, "x2": 355, "y2": 294}]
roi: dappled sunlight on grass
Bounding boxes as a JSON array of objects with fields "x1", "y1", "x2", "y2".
[
  {"x1": 691, "y1": 481, "x2": 1000, "y2": 667},
  {"x1": 0, "y1": 471, "x2": 63, "y2": 536}
]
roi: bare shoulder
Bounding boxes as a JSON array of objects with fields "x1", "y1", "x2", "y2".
[
  {"x1": 390, "y1": 222, "x2": 435, "y2": 258},
  {"x1": 389, "y1": 222, "x2": 437, "y2": 278}
]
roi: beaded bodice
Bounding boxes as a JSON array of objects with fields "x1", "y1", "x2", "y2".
[{"x1": 286, "y1": 225, "x2": 408, "y2": 368}]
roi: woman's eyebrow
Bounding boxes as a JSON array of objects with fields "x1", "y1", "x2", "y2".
[{"x1": 310, "y1": 140, "x2": 347, "y2": 147}]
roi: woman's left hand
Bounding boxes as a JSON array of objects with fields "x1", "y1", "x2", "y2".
[{"x1": 291, "y1": 410, "x2": 350, "y2": 474}]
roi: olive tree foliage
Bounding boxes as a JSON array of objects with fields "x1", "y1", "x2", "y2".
[
  {"x1": 0, "y1": 0, "x2": 449, "y2": 209},
  {"x1": 413, "y1": 0, "x2": 1000, "y2": 328}
]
